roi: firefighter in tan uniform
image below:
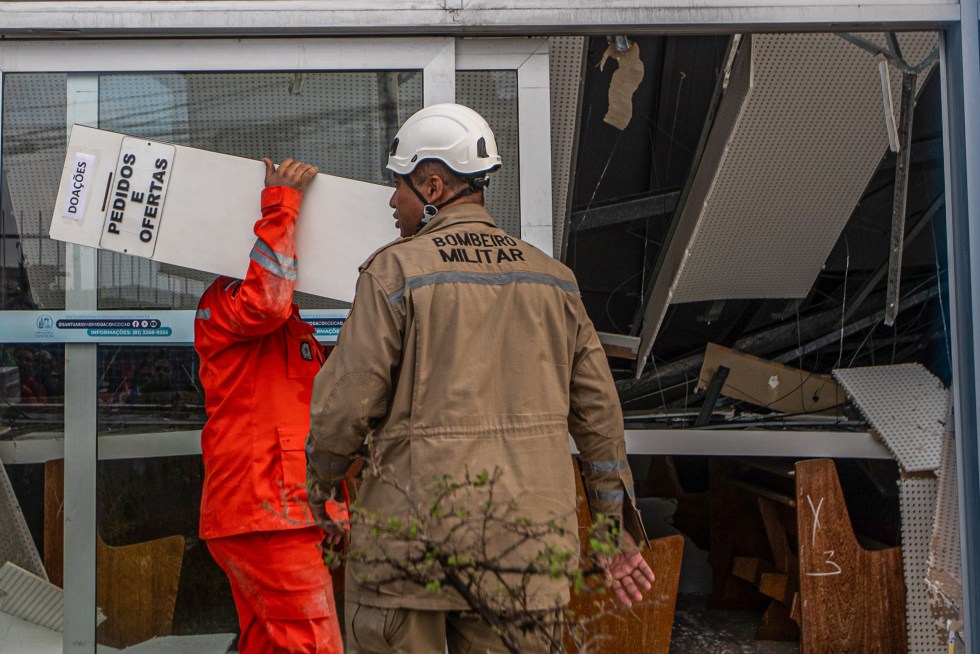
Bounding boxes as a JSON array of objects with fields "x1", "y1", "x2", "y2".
[{"x1": 306, "y1": 104, "x2": 654, "y2": 653}]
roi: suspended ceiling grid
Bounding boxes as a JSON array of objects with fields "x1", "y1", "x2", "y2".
[{"x1": 636, "y1": 32, "x2": 938, "y2": 368}]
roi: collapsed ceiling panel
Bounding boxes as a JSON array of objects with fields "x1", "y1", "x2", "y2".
[
  {"x1": 927, "y1": 429, "x2": 962, "y2": 643},
  {"x1": 833, "y1": 363, "x2": 947, "y2": 472},
  {"x1": 635, "y1": 32, "x2": 938, "y2": 371}
]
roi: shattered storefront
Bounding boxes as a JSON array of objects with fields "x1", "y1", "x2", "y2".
[{"x1": 0, "y1": 2, "x2": 978, "y2": 653}]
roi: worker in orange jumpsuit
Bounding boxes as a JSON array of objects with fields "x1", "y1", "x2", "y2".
[{"x1": 194, "y1": 157, "x2": 344, "y2": 653}]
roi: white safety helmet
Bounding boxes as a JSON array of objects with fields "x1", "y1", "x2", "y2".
[{"x1": 386, "y1": 103, "x2": 502, "y2": 178}]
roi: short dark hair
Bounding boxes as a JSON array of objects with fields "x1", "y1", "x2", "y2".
[{"x1": 409, "y1": 159, "x2": 469, "y2": 193}]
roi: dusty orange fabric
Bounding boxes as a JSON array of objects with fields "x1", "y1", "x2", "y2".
[
  {"x1": 195, "y1": 185, "x2": 343, "y2": 646},
  {"x1": 195, "y1": 186, "x2": 329, "y2": 539},
  {"x1": 208, "y1": 527, "x2": 343, "y2": 653}
]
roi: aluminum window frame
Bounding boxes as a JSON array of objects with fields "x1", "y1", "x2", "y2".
[
  {"x1": 0, "y1": 35, "x2": 556, "y2": 652},
  {"x1": 457, "y1": 38, "x2": 552, "y2": 255}
]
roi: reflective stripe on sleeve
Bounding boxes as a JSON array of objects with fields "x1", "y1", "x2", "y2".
[
  {"x1": 250, "y1": 238, "x2": 298, "y2": 280},
  {"x1": 388, "y1": 271, "x2": 579, "y2": 305},
  {"x1": 196, "y1": 307, "x2": 211, "y2": 320},
  {"x1": 592, "y1": 488, "x2": 625, "y2": 503},
  {"x1": 582, "y1": 459, "x2": 629, "y2": 473}
]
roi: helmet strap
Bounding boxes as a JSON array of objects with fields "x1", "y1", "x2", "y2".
[{"x1": 402, "y1": 174, "x2": 479, "y2": 234}]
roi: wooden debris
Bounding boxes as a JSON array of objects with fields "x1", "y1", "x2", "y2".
[{"x1": 699, "y1": 342, "x2": 845, "y2": 415}]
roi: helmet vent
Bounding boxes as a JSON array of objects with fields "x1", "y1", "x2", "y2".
[
  {"x1": 388, "y1": 137, "x2": 399, "y2": 156},
  {"x1": 476, "y1": 137, "x2": 489, "y2": 158}
]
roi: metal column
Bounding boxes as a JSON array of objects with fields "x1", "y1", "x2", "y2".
[
  {"x1": 940, "y1": 4, "x2": 980, "y2": 649},
  {"x1": 63, "y1": 73, "x2": 99, "y2": 653}
]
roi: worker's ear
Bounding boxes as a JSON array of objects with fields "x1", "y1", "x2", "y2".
[{"x1": 422, "y1": 174, "x2": 445, "y2": 203}]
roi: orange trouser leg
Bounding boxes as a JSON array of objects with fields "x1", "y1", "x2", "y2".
[{"x1": 208, "y1": 527, "x2": 343, "y2": 654}]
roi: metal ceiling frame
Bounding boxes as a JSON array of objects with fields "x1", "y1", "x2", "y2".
[{"x1": 940, "y1": 4, "x2": 980, "y2": 651}]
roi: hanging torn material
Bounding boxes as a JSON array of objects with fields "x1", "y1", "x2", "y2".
[{"x1": 600, "y1": 39, "x2": 644, "y2": 130}]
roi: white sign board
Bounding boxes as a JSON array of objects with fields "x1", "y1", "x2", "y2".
[
  {"x1": 50, "y1": 125, "x2": 398, "y2": 302},
  {"x1": 99, "y1": 138, "x2": 176, "y2": 258}
]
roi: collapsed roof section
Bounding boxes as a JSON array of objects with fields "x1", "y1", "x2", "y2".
[
  {"x1": 634, "y1": 32, "x2": 938, "y2": 371},
  {"x1": 566, "y1": 32, "x2": 949, "y2": 417}
]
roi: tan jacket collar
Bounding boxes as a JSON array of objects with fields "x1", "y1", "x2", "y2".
[{"x1": 416, "y1": 203, "x2": 496, "y2": 236}]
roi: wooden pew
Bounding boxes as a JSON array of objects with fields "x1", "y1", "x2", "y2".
[
  {"x1": 565, "y1": 457, "x2": 684, "y2": 653},
  {"x1": 710, "y1": 457, "x2": 908, "y2": 651},
  {"x1": 795, "y1": 458, "x2": 907, "y2": 654},
  {"x1": 44, "y1": 459, "x2": 185, "y2": 649}
]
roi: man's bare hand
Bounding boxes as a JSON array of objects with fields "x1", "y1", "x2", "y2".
[
  {"x1": 263, "y1": 157, "x2": 318, "y2": 193},
  {"x1": 310, "y1": 500, "x2": 346, "y2": 547},
  {"x1": 603, "y1": 533, "x2": 656, "y2": 608},
  {"x1": 306, "y1": 480, "x2": 349, "y2": 548}
]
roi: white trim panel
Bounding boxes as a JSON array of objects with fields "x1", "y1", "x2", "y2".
[
  {"x1": 456, "y1": 37, "x2": 543, "y2": 70},
  {"x1": 2, "y1": 428, "x2": 890, "y2": 464},
  {"x1": 0, "y1": 2, "x2": 958, "y2": 35},
  {"x1": 62, "y1": 74, "x2": 100, "y2": 654},
  {"x1": 516, "y1": 41, "x2": 553, "y2": 255},
  {"x1": 621, "y1": 429, "x2": 892, "y2": 458},
  {"x1": 0, "y1": 431, "x2": 203, "y2": 464},
  {"x1": 0, "y1": 38, "x2": 453, "y2": 72},
  {"x1": 423, "y1": 38, "x2": 456, "y2": 105}
]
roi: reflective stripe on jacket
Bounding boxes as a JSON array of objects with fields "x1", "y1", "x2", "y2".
[
  {"x1": 307, "y1": 203, "x2": 647, "y2": 610},
  {"x1": 195, "y1": 185, "x2": 324, "y2": 540}
]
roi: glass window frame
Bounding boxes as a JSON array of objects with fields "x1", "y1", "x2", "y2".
[{"x1": 0, "y1": 35, "x2": 552, "y2": 652}]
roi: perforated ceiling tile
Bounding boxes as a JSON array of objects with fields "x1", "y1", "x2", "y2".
[
  {"x1": 0, "y1": 562, "x2": 106, "y2": 631},
  {"x1": 927, "y1": 428, "x2": 962, "y2": 641},
  {"x1": 0, "y1": 462, "x2": 47, "y2": 581},
  {"x1": 930, "y1": 429, "x2": 961, "y2": 582},
  {"x1": 549, "y1": 36, "x2": 585, "y2": 258},
  {"x1": 833, "y1": 364, "x2": 947, "y2": 472},
  {"x1": 670, "y1": 32, "x2": 937, "y2": 303},
  {"x1": 0, "y1": 562, "x2": 62, "y2": 631},
  {"x1": 3, "y1": 73, "x2": 68, "y2": 310},
  {"x1": 458, "y1": 71, "x2": 521, "y2": 238},
  {"x1": 899, "y1": 476, "x2": 942, "y2": 653}
]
